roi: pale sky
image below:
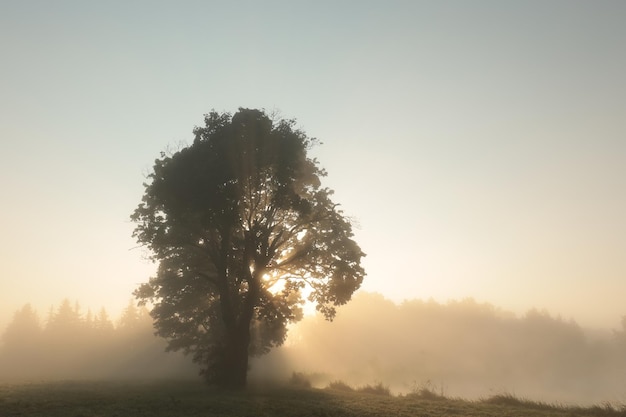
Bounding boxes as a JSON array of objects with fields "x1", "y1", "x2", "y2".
[{"x1": 1, "y1": 1, "x2": 625, "y2": 331}]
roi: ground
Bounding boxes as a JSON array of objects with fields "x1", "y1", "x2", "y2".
[{"x1": 1, "y1": 380, "x2": 624, "y2": 417}]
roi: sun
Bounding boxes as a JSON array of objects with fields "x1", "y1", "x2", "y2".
[{"x1": 262, "y1": 271, "x2": 317, "y2": 317}]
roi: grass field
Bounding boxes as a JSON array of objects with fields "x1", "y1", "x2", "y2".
[{"x1": 1, "y1": 379, "x2": 625, "y2": 417}]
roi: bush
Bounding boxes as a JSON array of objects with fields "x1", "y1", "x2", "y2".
[
  {"x1": 289, "y1": 372, "x2": 312, "y2": 388},
  {"x1": 357, "y1": 382, "x2": 391, "y2": 396},
  {"x1": 326, "y1": 380, "x2": 354, "y2": 392},
  {"x1": 406, "y1": 380, "x2": 446, "y2": 401},
  {"x1": 482, "y1": 393, "x2": 556, "y2": 410}
]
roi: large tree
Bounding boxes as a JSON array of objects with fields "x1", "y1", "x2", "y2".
[{"x1": 131, "y1": 108, "x2": 365, "y2": 388}]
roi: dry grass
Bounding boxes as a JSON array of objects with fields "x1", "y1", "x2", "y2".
[
  {"x1": 356, "y1": 382, "x2": 391, "y2": 396},
  {"x1": 1, "y1": 380, "x2": 625, "y2": 417},
  {"x1": 326, "y1": 380, "x2": 355, "y2": 392}
]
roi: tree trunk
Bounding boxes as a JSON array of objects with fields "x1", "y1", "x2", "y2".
[
  {"x1": 215, "y1": 255, "x2": 260, "y2": 390},
  {"x1": 219, "y1": 322, "x2": 251, "y2": 389}
]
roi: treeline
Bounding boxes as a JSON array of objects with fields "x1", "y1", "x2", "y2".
[
  {"x1": 5, "y1": 293, "x2": 626, "y2": 404},
  {"x1": 251, "y1": 292, "x2": 626, "y2": 405},
  {"x1": 0, "y1": 300, "x2": 197, "y2": 382}
]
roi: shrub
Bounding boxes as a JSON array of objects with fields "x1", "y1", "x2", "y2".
[
  {"x1": 482, "y1": 393, "x2": 556, "y2": 410},
  {"x1": 326, "y1": 380, "x2": 354, "y2": 392},
  {"x1": 406, "y1": 380, "x2": 446, "y2": 401},
  {"x1": 357, "y1": 382, "x2": 391, "y2": 396},
  {"x1": 289, "y1": 372, "x2": 312, "y2": 388}
]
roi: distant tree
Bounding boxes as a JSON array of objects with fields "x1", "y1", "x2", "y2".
[
  {"x1": 132, "y1": 108, "x2": 365, "y2": 388},
  {"x1": 84, "y1": 308, "x2": 94, "y2": 329},
  {"x1": 45, "y1": 299, "x2": 82, "y2": 336},
  {"x1": 117, "y1": 300, "x2": 153, "y2": 347},
  {"x1": 0, "y1": 304, "x2": 41, "y2": 355},
  {"x1": 0, "y1": 304, "x2": 43, "y2": 379},
  {"x1": 40, "y1": 299, "x2": 88, "y2": 375},
  {"x1": 93, "y1": 307, "x2": 114, "y2": 333},
  {"x1": 117, "y1": 301, "x2": 143, "y2": 333}
]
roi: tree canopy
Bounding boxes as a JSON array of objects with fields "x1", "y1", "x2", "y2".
[{"x1": 131, "y1": 108, "x2": 365, "y2": 388}]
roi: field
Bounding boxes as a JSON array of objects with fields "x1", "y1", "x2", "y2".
[{"x1": 1, "y1": 380, "x2": 625, "y2": 417}]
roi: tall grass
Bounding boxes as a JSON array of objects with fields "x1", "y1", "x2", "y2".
[{"x1": 2, "y1": 380, "x2": 626, "y2": 417}]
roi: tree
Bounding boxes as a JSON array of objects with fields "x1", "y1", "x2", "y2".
[
  {"x1": 1, "y1": 304, "x2": 41, "y2": 355},
  {"x1": 117, "y1": 300, "x2": 151, "y2": 333},
  {"x1": 131, "y1": 108, "x2": 365, "y2": 388},
  {"x1": 0, "y1": 304, "x2": 43, "y2": 380},
  {"x1": 45, "y1": 299, "x2": 83, "y2": 336},
  {"x1": 93, "y1": 307, "x2": 114, "y2": 333}
]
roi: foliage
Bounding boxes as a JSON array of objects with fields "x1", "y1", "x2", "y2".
[{"x1": 131, "y1": 108, "x2": 365, "y2": 387}]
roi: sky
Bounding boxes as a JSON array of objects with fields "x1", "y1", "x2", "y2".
[{"x1": 1, "y1": 1, "x2": 625, "y2": 331}]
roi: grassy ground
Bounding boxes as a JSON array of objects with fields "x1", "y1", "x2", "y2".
[{"x1": 1, "y1": 379, "x2": 625, "y2": 417}]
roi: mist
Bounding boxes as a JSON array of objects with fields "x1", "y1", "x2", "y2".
[
  {"x1": 3, "y1": 293, "x2": 626, "y2": 405},
  {"x1": 0, "y1": 300, "x2": 197, "y2": 383},
  {"x1": 250, "y1": 292, "x2": 626, "y2": 405}
]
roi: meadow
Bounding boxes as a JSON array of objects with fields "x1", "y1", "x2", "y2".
[{"x1": 1, "y1": 379, "x2": 625, "y2": 417}]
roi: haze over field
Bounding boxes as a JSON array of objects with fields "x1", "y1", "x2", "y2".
[
  {"x1": 253, "y1": 292, "x2": 626, "y2": 405},
  {"x1": 3, "y1": 292, "x2": 626, "y2": 405},
  {"x1": 1, "y1": 0, "x2": 626, "y2": 398}
]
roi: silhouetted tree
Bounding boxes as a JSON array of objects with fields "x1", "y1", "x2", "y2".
[
  {"x1": 0, "y1": 304, "x2": 41, "y2": 355},
  {"x1": 93, "y1": 307, "x2": 114, "y2": 333},
  {"x1": 0, "y1": 304, "x2": 44, "y2": 380},
  {"x1": 45, "y1": 299, "x2": 82, "y2": 334},
  {"x1": 132, "y1": 108, "x2": 365, "y2": 388},
  {"x1": 117, "y1": 300, "x2": 150, "y2": 333},
  {"x1": 41, "y1": 299, "x2": 88, "y2": 375},
  {"x1": 116, "y1": 300, "x2": 153, "y2": 354}
]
